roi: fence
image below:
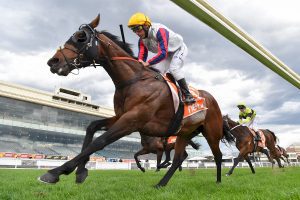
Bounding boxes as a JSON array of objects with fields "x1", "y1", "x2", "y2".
[{"x1": 1, "y1": 157, "x2": 299, "y2": 170}]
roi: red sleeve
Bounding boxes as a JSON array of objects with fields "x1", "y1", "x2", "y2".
[{"x1": 138, "y1": 39, "x2": 148, "y2": 62}]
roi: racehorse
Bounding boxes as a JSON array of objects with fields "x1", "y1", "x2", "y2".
[
  {"x1": 276, "y1": 145, "x2": 289, "y2": 164},
  {"x1": 39, "y1": 14, "x2": 234, "y2": 187},
  {"x1": 223, "y1": 115, "x2": 283, "y2": 176},
  {"x1": 134, "y1": 135, "x2": 200, "y2": 172}
]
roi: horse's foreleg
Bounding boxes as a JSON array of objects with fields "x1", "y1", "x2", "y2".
[
  {"x1": 226, "y1": 155, "x2": 243, "y2": 176},
  {"x1": 207, "y1": 141, "x2": 222, "y2": 183},
  {"x1": 134, "y1": 149, "x2": 148, "y2": 172},
  {"x1": 76, "y1": 117, "x2": 116, "y2": 183},
  {"x1": 244, "y1": 155, "x2": 255, "y2": 174},
  {"x1": 155, "y1": 136, "x2": 188, "y2": 188},
  {"x1": 39, "y1": 115, "x2": 136, "y2": 184}
]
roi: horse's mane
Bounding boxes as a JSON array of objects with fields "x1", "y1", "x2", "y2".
[
  {"x1": 223, "y1": 115, "x2": 236, "y2": 124},
  {"x1": 100, "y1": 31, "x2": 134, "y2": 57}
]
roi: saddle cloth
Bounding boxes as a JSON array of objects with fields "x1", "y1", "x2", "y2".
[
  {"x1": 164, "y1": 75, "x2": 207, "y2": 119},
  {"x1": 249, "y1": 128, "x2": 266, "y2": 148}
]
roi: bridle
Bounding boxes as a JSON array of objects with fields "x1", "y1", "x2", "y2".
[
  {"x1": 223, "y1": 117, "x2": 242, "y2": 132},
  {"x1": 58, "y1": 24, "x2": 138, "y2": 75}
]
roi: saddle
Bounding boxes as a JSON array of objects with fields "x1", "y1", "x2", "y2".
[
  {"x1": 147, "y1": 70, "x2": 207, "y2": 135},
  {"x1": 248, "y1": 128, "x2": 266, "y2": 149},
  {"x1": 163, "y1": 73, "x2": 207, "y2": 135},
  {"x1": 164, "y1": 73, "x2": 207, "y2": 118}
]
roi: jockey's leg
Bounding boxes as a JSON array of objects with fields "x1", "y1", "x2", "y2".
[
  {"x1": 254, "y1": 131, "x2": 261, "y2": 141},
  {"x1": 248, "y1": 120, "x2": 260, "y2": 141},
  {"x1": 177, "y1": 78, "x2": 196, "y2": 104},
  {"x1": 169, "y1": 44, "x2": 195, "y2": 104}
]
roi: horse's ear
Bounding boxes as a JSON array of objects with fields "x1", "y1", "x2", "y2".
[{"x1": 89, "y1": 14, "x2": 100, "y2": 29}]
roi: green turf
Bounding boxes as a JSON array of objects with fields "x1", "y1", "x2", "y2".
[{"x1": 0, "y1": 167, "x2": 299, "y2": 200}]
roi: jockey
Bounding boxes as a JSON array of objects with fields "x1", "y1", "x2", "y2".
[
  {"x1": 127, "y1": 12, "x2": 196, "y2": 104},
  {"x1": 237, "y1": 102, "x2": 260, "y2": 141}
]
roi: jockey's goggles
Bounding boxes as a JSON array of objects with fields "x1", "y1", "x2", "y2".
[{"x1": 131, "y1": 25, "x2": 143, "y2": 32}]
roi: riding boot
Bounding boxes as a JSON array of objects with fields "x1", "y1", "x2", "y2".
[
  {"x1": 177, "y1": 78, "x2": 196, "y2": 104},
  {"x1": 254, "y1": 131, "x2": 261, "y2": 141}
]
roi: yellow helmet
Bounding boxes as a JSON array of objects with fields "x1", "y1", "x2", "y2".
[{"x1": 128, "y1": 12, "x2": 151, "y2": 28}]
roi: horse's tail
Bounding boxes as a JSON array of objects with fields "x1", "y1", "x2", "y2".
[
  {"x1": 266, "y1": 129, "x2": 279, "y2": 144},
  {"x1": 188, "y1": 140, "x2": 201, "y2": 150},
  {"x1": 222, "y1": 122, "x2": 235, "y2": 144}
]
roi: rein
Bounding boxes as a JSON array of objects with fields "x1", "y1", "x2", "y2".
[
  {"x1": 60, "y1": 24, "x2": 146, "y2": 88},
  {"x1": 111, "y1": 57, "x2": 139, "y2": 62},
  {"x1": 230, "y1": 124, "x2": 242, "y2": 131}
]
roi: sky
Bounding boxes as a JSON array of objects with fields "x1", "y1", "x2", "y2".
[{"x1": 0, "y1": 0, "x2": 299, "y2": 153}]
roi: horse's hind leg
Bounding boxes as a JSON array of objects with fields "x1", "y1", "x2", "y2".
[
  {"x1": 155, "y1": 136, "x2": 188, "y2": 188},
  {"x1": 155, "y1": 150, "x2": 163, "y2": 172},
  {"x1": 134, "y1": 148, "x2": 149, "y2": 172},
  {"x1": 159, "y1": 145, "x2": 173, "y2": 168},
  {"x1": 76, "y1": 117, "x2": 116, "y2": 183},
  {"x1": 261, "y1": 148, "x2": 274, "y2": 165}
]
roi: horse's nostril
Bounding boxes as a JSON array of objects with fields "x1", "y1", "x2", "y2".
[{"x1": 47, "y1": 58, "x2": 59, "y2": 67}]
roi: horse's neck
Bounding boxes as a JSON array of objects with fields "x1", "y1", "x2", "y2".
[
  {"x1": 99, "y1": 34, "x2": 143, "y2": 86},
  {"x1": 229, "y1": 122, "x2": 244, "y2": 137}
]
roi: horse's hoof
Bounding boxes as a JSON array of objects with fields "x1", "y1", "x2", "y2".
[
  {"x1": 154, "y1": 184, "x2": 164, "y2": 189},
  {"x1": 225, "y1": 173, "x2": 231, "y2": 176},
  {"x1": 76, "y1": 168, "x2": 88, "y2": 184},
  {"x1": 155, "y1": 169, "x2": 160, "y2": 172},
  {"x1": 38, "y1": 172, "x2": 59, "y2": 184},
  {"x1": 140, "y1": 168, "x2": 145, "y2": 173}
]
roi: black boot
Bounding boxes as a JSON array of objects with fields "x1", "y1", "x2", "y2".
[
  {"x1": 254, "y1": 131, "x2": 261, "y2": 141},
  {"x1": 177, "y1": 78, "x2": 196, "y2": 104}
]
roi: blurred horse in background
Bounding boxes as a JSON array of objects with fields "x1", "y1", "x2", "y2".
[
  {"x1": 275, "y1": 145, "x2": 289, "y2": 165},
  {"x1": 223, "y1": 115, "x2": 283, "y2": 176},
  {"x1": 134, "y1": 135, "x2": 200, "y2": 172}
]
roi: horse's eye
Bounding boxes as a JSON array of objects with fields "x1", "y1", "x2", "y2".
[
  {"x1": 77, "y1": 32, "x2": 87, "y2": 42},
  {"x1": 72, "y1": 31, "x2": 87, "y2": 43}
]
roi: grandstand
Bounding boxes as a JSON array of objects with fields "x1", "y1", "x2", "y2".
[{"x1": 0, "y1": 80, "x2": 145, "y2": 160}]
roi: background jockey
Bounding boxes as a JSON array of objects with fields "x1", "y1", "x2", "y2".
[
  {"x1": 237, "y1": 102, "x2": 260, "y2": 141},
  {"x1": 127, "y1": 12, "x2": 195, "y2": 104}
]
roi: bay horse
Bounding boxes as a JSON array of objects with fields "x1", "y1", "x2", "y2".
[
  {"x1": 276, "y1": 145, "x2": 290, "y2": 165},
  {"x1": 223, "y1": 115, "x2": 283, "y2": 176},
  {"x1": 39, "y1": 14, "x2": 234, "y2": 187},
  {"x1": 135, "y1": 135, "x2": 200, "y2": 172}
]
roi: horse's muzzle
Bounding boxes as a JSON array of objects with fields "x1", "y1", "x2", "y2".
[{"x1": 47, "y1": 57, "x2": 59, "y2": 68}]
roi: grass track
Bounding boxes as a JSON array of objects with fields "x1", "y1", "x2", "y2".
[{"x1": 0, "y1": 167, "x2": 299, "y2": 200}]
